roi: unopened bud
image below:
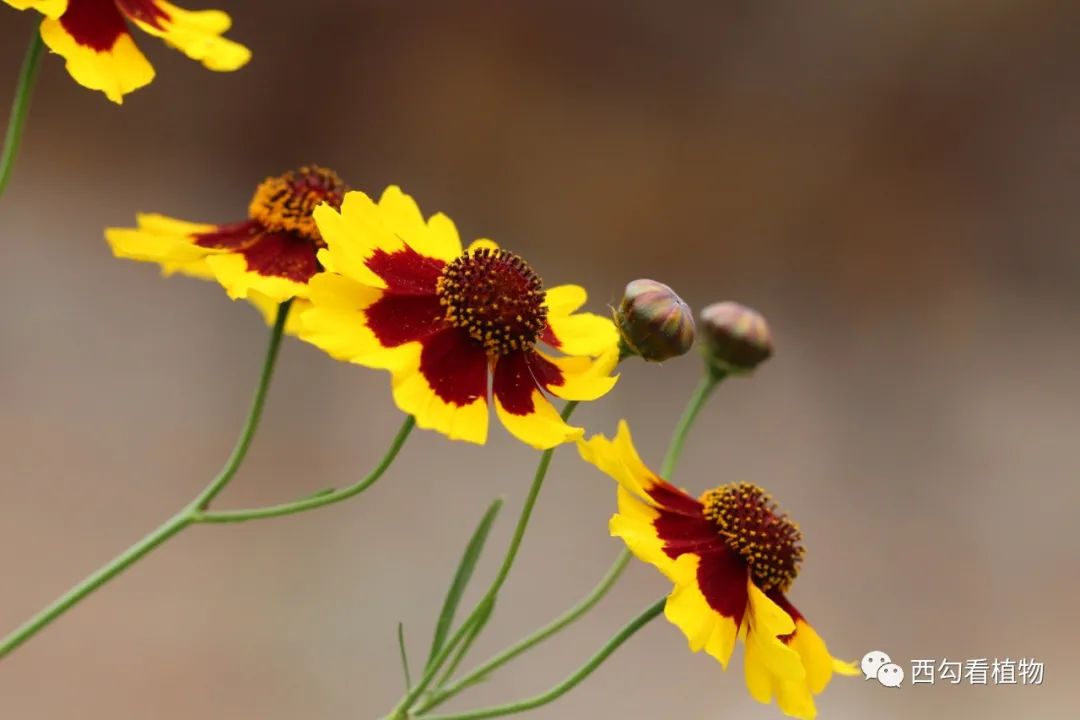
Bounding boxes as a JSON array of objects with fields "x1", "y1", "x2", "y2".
[
  {"x1": 616, "y1": 279, "x2": 695, "y2": 362},
  {"x1": 699, "y1": 302, "x2": 773, "y2": 374}
]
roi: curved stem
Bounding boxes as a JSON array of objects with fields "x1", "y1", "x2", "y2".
[
  {"x1": 419, "y1": 597, "x2": 666, "y2": 720},
  {"x1": 660, "y1": 372, "x2": 721, "y2": 478},
  {"x1": 416, "y1": 370, "x2": 724, "y2": 713},
  {"x1": 0, "y1": 302, "x2": 292, "y2": 658},
  {"x1": 390, "y1": 402, "x2": 579, "y2": 717},
  {"x1": 193, "y1": 300, "x2": 293, "y2": 510},
  {"x1": 0, "y1": 26, "x2": 44, "y2": 200},
  {"x1": 416, "y1": 550, "x2": 631, "y2": 714},
  {"x1": 192, "y1": 414, "x2": 415, "y2": 523}
]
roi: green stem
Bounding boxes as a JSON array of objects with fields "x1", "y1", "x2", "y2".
[
  {"x1": 390, "y1": 402, "x2": 579, "y2": 718},
  {"x1": 416, "y1": 370, "x2": 724, "y2": 713},
  {"x1": 193, "y1": 300, "x2": 293, "y2": 510},
  {"x1": 417, "y1": 550, "x2": 632, "y2": 714},
  {"x1": 193, "y1": 414, "x2": 414, "y2": 523},
  {"x1": 419, "y1": 597, "x2": 666, "y2": 720},
  {"x1": 0, "y1": 26, "x2": 44, "y2": 200},
  {"x1": 0, "y1": 301, "x2": 292, "y2": 658},
  {"x1": 0, "y1": 511, "x2": 192, "y2": 659},
  {"x1": 660, "y1": 372, "x2": 721, "y2": 478}
]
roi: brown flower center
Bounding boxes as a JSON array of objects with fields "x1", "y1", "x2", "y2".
[
  {"x1": 702, "y1": 482, "x2": 805, "y2": 592},
  {"x1": 248, "y1": 166, "x2": 347, "y2": 244},
  {"x1": 436, "y1": 247, "x2": 547, "y2": 355}
]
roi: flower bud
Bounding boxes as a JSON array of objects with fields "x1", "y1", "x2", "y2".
[
  {"x1": 616, "y1": 279, "x2": 695, "y2": 362},
  {"x1": 699, "y1": 301, "x2": 773, "y2": 374}
]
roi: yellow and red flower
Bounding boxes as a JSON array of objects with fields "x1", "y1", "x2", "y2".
[
  {"x1": 579, "y1": 422, "x2": 856, "y2": 720},
  {"x1": 106, "y1": 166, "x2": 347, "y2": 326},
  {"x1": 298, "y1": 186, "x2": 620, "y2": 449},
  {"x1": 4, "y1": 0, "x2": 249, "y2": 103}
]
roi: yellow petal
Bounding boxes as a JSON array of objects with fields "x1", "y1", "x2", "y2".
[
  {"x1": 663, "y1": 554, "x2": 740, "y2": 668},
  {"x1": 577, "y1": 420, "x2": 659, "y2": 504},
  {"x1": 40, "y1": 19, "x2": 154, "y2": 104},
  {"x1": 545, "y1": 310, "x2": 619, "y2": 357},
  {"x1": 5, "y1": 0, "x2": 67, "y2": 19},
  {"x1": 314, "y1": 191, "x2": 407, "y2": 288},
  {"x1": 377, "y1": 186, "x2": 462, "y2": 262},
  {"x1": 539, "y1": 349, "x2": 619, "y2": 402},
  {"x1": 544, "y1": 284, "x2": 587, "y2": 316},
  {"x1": 127, "y1": 1, "x2": 250, "y2": 72},
  {"x1": 204, "y1": 253, "x2": 309, "y2": 302},
  {"x1": 105, "y1": 213, "x2": 219, "y2": 279},
  {"x1": 390, "y1": 349, "x2": 489, "y2": 444},
  {"x1": 608, "y1": 487, "x2": 679, "y2": 580},
  {"x1": 494, "y1": 389, "x2": 582, "y2": 449}
]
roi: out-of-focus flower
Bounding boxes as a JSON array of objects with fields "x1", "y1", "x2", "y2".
[
  {"x1": 5, "y1": 0, "x2": 250, "y2": 103},
  {"x1": 700, "y1": 301, "x2": 773, "y2": 374},
  {"x1": 106, "y1": 166, "x2": 346, "y2": 327},
  {"x1": 298, "y1": 186, "x2": 620, "y2": 449},
  {"x1": 579, "y1": 422, "x2": 856, "y2": 719},
  {"x1": 615, "y1": 279, "x2": 695, "y2": 362}
]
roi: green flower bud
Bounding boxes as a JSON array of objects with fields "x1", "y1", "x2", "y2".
[
  {"x1": 699, "y1": 301, "x2": 773, "y2": 375},
  {"x1": 616, "y1": 279, "x2": 695, "y2": 362}
]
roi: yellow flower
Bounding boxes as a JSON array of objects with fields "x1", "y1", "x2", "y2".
[
  {"x1": 298, "y1": 186, "x2": 620, "y2": 449},
  {"x1": 5, "y1": 0, "x2": 250, "y2": 104},
  {"x1": 579, "y1": 422, "x2": 857, "y2": 720},
  {"x1": 106, "y1": 166, "x2": 347, "y2": 328}
]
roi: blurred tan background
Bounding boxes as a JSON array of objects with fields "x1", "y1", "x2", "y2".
[{"x1": 2, "y1": 1, "x2": 1078, "y2": 718}]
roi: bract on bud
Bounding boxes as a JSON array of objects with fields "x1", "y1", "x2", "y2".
[
  {"x1": 699, "y1": 301, "x2": 773, "y2": 374},
  {"x1": 615, "y1": 279, "x2": 695, "y2": 362}
]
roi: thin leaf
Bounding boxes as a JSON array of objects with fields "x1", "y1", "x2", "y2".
[
  {"x1": 397, "y1": 622, "x2": 412, "y2": 691},
  {"x1": 435, "y1": 596, "x2": 495, "y2": 689},
  {"x1": 425, "y1": 498, "x2": 503, "y2": 671}
]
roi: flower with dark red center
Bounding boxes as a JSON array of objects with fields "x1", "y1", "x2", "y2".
[
  {"x1": 298, "y1": 186, "x2": 621, "y2": 449},
  {"x1": 5, "y1": 0, "x2": 250, "y2": 104},
  {"x1": 579, "y1": 422, "x2": 857, "y2": 720},
  {"x1": 106, "y1": 166, "x2": 347, "y2": 326}
]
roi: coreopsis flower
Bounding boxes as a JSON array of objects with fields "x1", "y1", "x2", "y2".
[
  {"x1": 299, "y1": 186, "x2": 620, "y2": 449},
  {"x1": 579, "y1": 422, "x2": 856, "y2": 719},
  {"x1": 106, "y1": 166, "x2": 347, "y2": 325},
  {"x1": 5, "y1": 0, "x2": 250, "y2": 104},
  {"x1": 700, "y1": 301, "x2": 773, "y2": 375}
]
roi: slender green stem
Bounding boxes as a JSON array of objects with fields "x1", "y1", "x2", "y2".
[
  {"x1": 192, "y1": 414, "x2": 414, "y2": 523},
  {"x1": 389, "y1": 402, "x2": 579, "y2": 718},
  {"x1": 193, "y1": 300, "x2": 293, "y2": 510},
  {"x1": 0, "y1": 302, "x2": 292, "y2": 658},
  {"x1": 415, "y1": 369, "x2": 725, "y2": 713},
  {"x1": 0, "y1": 26, "x2": 44, "y2": 200},
  {"x1": 416, "y1": 550, "x2": 632, "y2": 714},
  {"x1": 0, "y1": 511, "x2": 192, "y2": 658},
  {"x1": 660, "y1": 372, "x2": 721, "y2": 478},
  {"x1": 419, "y1": 597, "x2": 666, "y2": 720}
]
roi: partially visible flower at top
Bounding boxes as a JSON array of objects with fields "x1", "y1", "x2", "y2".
[
  {"x1": 4, "y1": 0, "x2": 250, "y2": 104},
  {"x1": 298, "y1": 186, "x2": 621, "y2": 449},
  {"x1": 579, "y1": 422, "x2": 856, "y2": 720},
  {"x1": 615, "y1": 278, "x2": 695, "y2": 362},
  {"x1": 106, "y1": 166, "x2": 347, "y2": 327},
  {"x1": 700, "y1": 301, "x2": 773, "y2": 375}
]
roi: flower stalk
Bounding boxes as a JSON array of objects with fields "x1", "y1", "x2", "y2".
[
  {"x1": 0, "y1": 25, "x2": 44, "y2": 201},
  {"x1": 410, "y1": 371, "x2": 723, "y2": 716},
  {"x1": 0, "y1": 301, "x2": 415, "y2": 658}
]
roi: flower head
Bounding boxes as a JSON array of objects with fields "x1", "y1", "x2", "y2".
[
  {"x1": 298, "y1": 186, "x2": 620, "y2": 449},
  {"x1": 5, "y1": 0, "x2": 250, "y2": 103},
  {"x1": 578, "y1": 422, "x2": 856, "y2": 719},
  {"x1": 615, "y1": 278, "x2": 695, "y2": 362},
  {"x1": 700, "y1": 301, "x2": 773, "y2": 375},
  {"x1": 106, "y1": 165, "x2": 347, "y2": 326}
]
